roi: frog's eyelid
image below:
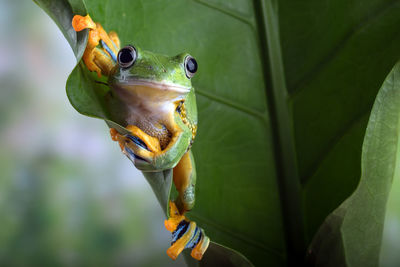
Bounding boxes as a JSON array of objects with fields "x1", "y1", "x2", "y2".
[{"x1": 101, "y1": 40, "x2": 117, "y2": 62}]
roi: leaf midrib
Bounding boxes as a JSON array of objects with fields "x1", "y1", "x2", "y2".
[
  {"x1": 253, "y1": 0, "x2": 306, "y2": 263},
  {"x1": 194, "y1": 1, "x2": 307, "y2": 260},
  {"x1": 191, "y1": 0, "x2": 307, "y2": 261}
]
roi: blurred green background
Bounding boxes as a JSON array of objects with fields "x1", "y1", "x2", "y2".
[{"x1": 0, "y1": 1, "x2": 184, "y2": 266}]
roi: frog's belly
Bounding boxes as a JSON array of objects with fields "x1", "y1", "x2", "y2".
[{"x1": 126, "y1": 102, "x2": 176, "y2": 150}]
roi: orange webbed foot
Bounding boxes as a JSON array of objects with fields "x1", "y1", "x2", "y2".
[
  {"x1": 164, "y1": 201, "x2": 210, "y2": 261},
  {"x1": 125, "y1": 125, "x2": 161, "y2": 153},
  {"x1": 109, "y1": 126, "x2": 162, "y2": 165},
  {"x1": 72, "y1": 14, "x2": 120, "y2": 77}
]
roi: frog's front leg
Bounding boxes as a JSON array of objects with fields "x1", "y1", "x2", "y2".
[
  {"x1": 72, "y1": 14, "x2": 120, "y2": 77},
  {"x1": 111, "y1": 119, "x2": 192, "y2": 171},
  {"x1": 110, "y1": 125, "x2": 162, "y2": 169}
]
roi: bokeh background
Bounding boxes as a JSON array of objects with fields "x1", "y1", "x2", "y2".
[{"x1": 0, "y1": 1, "x2": 184, "y2": 266}]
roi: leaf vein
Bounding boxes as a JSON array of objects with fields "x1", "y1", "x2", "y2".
[
  {"x1": 193, "y1": 0, "x2": 255, "y2": 27},
  {"x1": 301, "y1": 107, "x2": 371, "y2": 185},
  {"x1": 196, "y1": 88, "x2": 266, "y2": 119},
  {"x1": 289, "y1": 0, "x2": 400, "y2": 98}
]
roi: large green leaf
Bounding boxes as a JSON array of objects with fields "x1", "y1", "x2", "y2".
[
  {"x1": 308, "y1": 61, "x2": 400, "y2": 266},
  {"x1": 33, "y1": 0, "x2": 87, "y2": 59},
  {"x1": 281, "y1": 0, "x2": 400, "y2": 242},
  {"x1": 34, "y1": 0, "x2": 400, "y2": 265}
]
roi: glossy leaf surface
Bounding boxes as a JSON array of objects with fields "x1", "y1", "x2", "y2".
[
  {"x1": 34, "y1": 0, "x2": 400, "y2": 265},
  {"x1": 309, "y1": 61, "x2": 400, "y2": 267}
]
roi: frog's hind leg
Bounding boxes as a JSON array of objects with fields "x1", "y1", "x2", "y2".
[
  {"x1": 163, "y1": 150, "x2": 210, "y2": 260},
  {"x1": 109, "y1": 129, "x2": 210, "y2": 260},
  {"x1": 173, "y1": 150, "x2": 196, "y2": 213}
]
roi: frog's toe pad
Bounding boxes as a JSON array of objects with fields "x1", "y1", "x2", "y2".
[
  {"x1": 72, "y1": 14, "x2": 96, "y2": 31},
  {"x1": 190, "y1": 229, "x2": 210, "y2": 261}
]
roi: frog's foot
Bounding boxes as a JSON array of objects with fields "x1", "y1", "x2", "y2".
[
  {"x1": 72, "y1": 14, "x2": 120, "y2": 77},
  {"x1": 164, "y1": 201, "x2": 210, "y2": 261},
  {"x1": 110, "y1": 126, "x2": 161, "y2": 164}
]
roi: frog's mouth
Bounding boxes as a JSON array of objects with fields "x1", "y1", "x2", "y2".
[
  {"x1": 125, "y1": 79, "x2": 191, "y2": 94},
  {"x1": 114, "y1": 79, "x2": 191, "y2": 100}
]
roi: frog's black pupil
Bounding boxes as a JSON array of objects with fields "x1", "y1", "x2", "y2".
[
  {"x1": 186, "y1": 58, "x2": 197, "y2": 73},
  {"x1": 120, "y1": 49, "x2": 133, "y2": 64}
]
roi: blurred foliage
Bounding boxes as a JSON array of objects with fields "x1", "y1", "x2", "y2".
[{"x1": 0, "y1": 1, "x2": 184, "y2": 266}]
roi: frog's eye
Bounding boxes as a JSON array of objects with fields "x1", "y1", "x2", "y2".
[
  {"x1": 117, "y1": 45, "x2": 137, "y2": 68},
  {"x1": 184, "y1": 56, "x2": 198, "y2": 79}
]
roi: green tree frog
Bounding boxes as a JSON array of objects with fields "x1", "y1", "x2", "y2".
[{"x1": 72, "y1": 15, "x2": 209, "y2": 261}]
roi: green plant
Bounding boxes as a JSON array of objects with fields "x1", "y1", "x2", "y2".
[{"x1": 34, "y1": 0, "x2": 400, "y2": 265}]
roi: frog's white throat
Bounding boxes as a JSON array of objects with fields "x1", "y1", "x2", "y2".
[
  {"x1": 112, "y1": 80, "x2": 189, "y2": 125},
  {"x1": 114, "y1": 80, "x2": 189, "y2": 102},
  {"x1": 117, "y1": 79, "x2": 190, "y2": 94}
]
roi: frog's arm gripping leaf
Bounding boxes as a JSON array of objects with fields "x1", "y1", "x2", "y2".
[
  {"x1": 72, "y1": 14, "x2": 119, "y2": 77},
  {"x1": 72, "y1": 14, "x2": 209, "y2": 261}
]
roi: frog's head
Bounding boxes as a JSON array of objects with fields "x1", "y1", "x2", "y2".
[{"x1": 108, "y1": 45, "x2": 198, "y2": 104}]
